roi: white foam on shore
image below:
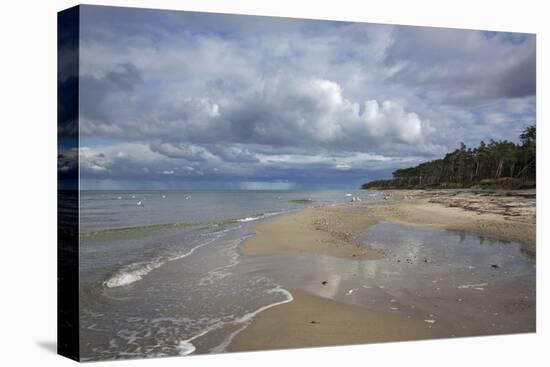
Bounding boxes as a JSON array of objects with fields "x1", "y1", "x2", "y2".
[
  {"x1": 237, "y1": 215, "x2": 264, "y2": 222},
  {"x1": 104, "y1": 235, "x2": 222, "y2": 288},
  {"x1": 176, "y1": 287, "x2": 294, "y2": 356},
  {"x1": 211, "y1": 287, "x2": 294, "y2": 353},
  {"x1": 238, "y1": 288, "x2": 293, "y2": 323},
  {"x1": 104, "y1": 259, "x2": 164, "y2": 288},
  {"x1": 457, "y1": 282, "x2": 488, "y2": 289},
  {"x1": 236, "y1": 210, "x2": 288, "y2": 223},
  {"x1": 176, "y1": 341, "x2": 196, "y2": 356}
]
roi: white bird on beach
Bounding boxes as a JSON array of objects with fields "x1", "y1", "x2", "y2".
[
  {"x1": 162, "y1": 195, "x2": 166, "y2": 199},
  {"x1": 345, "y1": 193, "x2": 352, "y2": 197},
  {"x1": 131, "y1": 195, "x2": 136, "y2": 199},
  {"x1": 185, "y1": 196, "x2": 191, "y2": 200},
  {"x1": 117, "y1": 196, "x2": 122, "y2": 200},
  {"x1": 137, "y1": 201, "x2": 143, "y2": 206}
]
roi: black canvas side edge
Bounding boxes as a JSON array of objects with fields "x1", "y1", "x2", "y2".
[{"x1": 57, "y1": 5, "x2": 80, "y2": 362}]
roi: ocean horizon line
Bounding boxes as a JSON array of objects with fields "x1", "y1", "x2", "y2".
[{"x1": 79, "y1": 188, "x2": 369, "y2": 192}]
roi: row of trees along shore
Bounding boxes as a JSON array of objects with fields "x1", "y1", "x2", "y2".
[{"x1": 362, "y1": 125, "x2": 536, "y2": 190}]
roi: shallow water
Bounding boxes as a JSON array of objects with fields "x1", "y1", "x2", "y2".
[
  {"x1": 78, "y1": 190, "x2": 382, "y2": 360},
  {"x1": 78, "y1": 192, "x2": 535, "y2": 360},
  {"x1": 243, "y1": 221, "x2": 535, "y2": 337},
  {"x1": 80, "y1": 189, "x2": 379, "y2": 233},
  {"x1": 80, "y1": 223, "x2": 289, "y2": 360}
]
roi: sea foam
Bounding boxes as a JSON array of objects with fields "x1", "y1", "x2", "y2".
[
  {"x1": 103, "y1": 234, "x2": 223, "y2": 288},
  {"x1": 176, "y1": 341, "x2": 196, "y2": 356},
  {"x1": 176, "y1": 287, "x2": 294, "y2": 356},
  {"x1": 104, "y1": 259, "x2": 164, "y2": 288},
  {"x1": 236, "y1": 210, "x2": 288, "y2": 223},
  {"x1": 237, "y1": 215, "x2": 264, "y2": 222}
]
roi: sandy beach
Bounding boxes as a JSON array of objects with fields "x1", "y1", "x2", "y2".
[
  {"x1": 229, "y1": 289, "x2": 434, "y2": 352},
  {"x1": 241, "y1": 190, "x2": 536, "y2": 258},
  {"x1": 232, "y1": 189, "x2": 536, "y2": 351}
]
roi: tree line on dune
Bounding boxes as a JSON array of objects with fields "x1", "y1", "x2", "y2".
[{"x1": 363, "y1": 125, "x2": 536, "y2": 190}]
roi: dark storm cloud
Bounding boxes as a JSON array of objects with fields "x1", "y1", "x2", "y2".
[
  {"x1": 384, "y1": 28, "x2": 536, "y2": 104},
  {"x1": 76, "y1": 5, "x2": 536, "y2": 189},
  {"x1": 80, "y1": 63, "x2": 142, "y2": 122},
  {"x1": 497, "y1": 48, "x2": 536, "y2": 98}
]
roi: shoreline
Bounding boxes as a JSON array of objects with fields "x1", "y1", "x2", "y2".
[
  {"x1": 228, "y1": 288, "x2": 435, "y2": 353},
  {"x1": 241, "y1": 189, "x2": 535, "y2": 257},
  {"x1": 230, "y1": 189, "x2": 536, "y2": 352}
]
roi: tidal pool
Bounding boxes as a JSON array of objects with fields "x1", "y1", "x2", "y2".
[{"x1": 242, "y1": 221, "x2": 535, "y2": 338}]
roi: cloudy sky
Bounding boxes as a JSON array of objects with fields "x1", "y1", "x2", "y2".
[{"x1": 77, "y1": 5, "x2": 535, "y2": 190}]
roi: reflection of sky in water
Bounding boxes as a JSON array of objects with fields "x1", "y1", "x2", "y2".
[
  {"x1": 243, "y1": 221, "x2": 535, "y2": 293},
  {"x1": 244, "y1": 221, "x2": 535, "y2": 336},
  {"x1": 356, "y1": 221, "x2": 535, "y2": 273}
]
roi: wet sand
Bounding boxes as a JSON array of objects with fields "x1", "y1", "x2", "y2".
[
  {"x1": 233, "y1": 189, "x2": 535, "y2": 351},
  {"x1": 229, "y1": 289, "x2": 434, "y2": 352},
  {"x1": 241, "y1": 189, "x2": 536, "y2": 258},
  {"x1": 240, "y1": 205, "x2": 384, "y2": 260}
]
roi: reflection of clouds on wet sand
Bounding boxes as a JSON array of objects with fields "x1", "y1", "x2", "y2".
[
  {"x1": 316, "y1": 272, "x2": 343, "y2": 299},
  {"x1": 244, "y1": 220, "x2": 535, "y2": 338}
]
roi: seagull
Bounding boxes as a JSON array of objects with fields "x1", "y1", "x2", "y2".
[
  {"x1": 137, "y1": 201, "x2": 143, "y2": 206},
  {"x1": 185, "y1": 196, "x2": 191, "y2": 200},
  {"x1": 117, "y1": 196, "x2": 122, "y2": 200},
  {"x1": 162, "y1": 195, "x2": 166, "y2": 199}
]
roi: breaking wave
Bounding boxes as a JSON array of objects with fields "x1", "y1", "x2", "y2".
[{"x1": 103, "y1": 234, "x2": 222, "y2": 288}]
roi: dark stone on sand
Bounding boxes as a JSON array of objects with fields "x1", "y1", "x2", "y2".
[
  {"x1": 310, "y1": 320, "x2": 319, "y2": 324},
  {"x1": 322, "y1": 281, "x2": 328, "y2": 285},
  {"x1": 491, "y1": 264, "x2": 500, "y2": 269}
]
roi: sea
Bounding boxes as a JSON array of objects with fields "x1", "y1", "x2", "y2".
[{"x1": 78, "y1": 189, "x2": 382, "y2": 360}]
